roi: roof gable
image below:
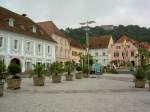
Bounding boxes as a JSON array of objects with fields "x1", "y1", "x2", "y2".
[
  {"x1": 38, "y1": 21, "x2": 69, "y2": 40},
  {"x1": 89, "y1": 35, "x2": 112, "y2": 49},
  {"x1": 0, "y1": 6, "x2": 55, "y2": 43}
]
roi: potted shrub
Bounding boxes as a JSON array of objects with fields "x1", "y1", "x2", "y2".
[
  {"x1": 64, "y1": 61, "x2": 74, "y2": 81},
  {"x1": 7, "y1": 63, "x2": 21, "y2": 89},
  {"x1": 133, "y1": 67, "x2": 145, "y2": 88},
  {"x1": 32, "y1": 64, "x2": 46, "y2": 86},
  {"x1": 145, "y1": 69, "x2": 150, "y2": 91},
  {"x1": 50, "y1": 62, "x2": 63, "y2": 83},
  {"x1": 82, "y1": 65, "x2": 89, "y2": 78},
  {"x1": 147, "y1": 74, "x2": 150, "y2": 91},
  {"x1": 75, "y1": 66, "x2": 83, "y2": 79},
  {"x1": 0, "y1": 60, "x2": 6, "y2": 96}
]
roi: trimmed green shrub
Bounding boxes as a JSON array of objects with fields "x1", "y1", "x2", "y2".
[
  {"x1": 134, "y1": 67, "x2": 145, "y2": 80},
  {"x1": 8, "y1": 63, "x2": 21, "y2": 79},
  {"x1": 76, "y1": 66, "x2": 82, "y2": 71}
]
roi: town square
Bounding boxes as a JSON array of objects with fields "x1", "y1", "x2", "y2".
[{"x1": 0, "y1": 0, "x2": 150, "y2": 112}]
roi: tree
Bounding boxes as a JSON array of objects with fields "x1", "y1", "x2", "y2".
[{"x1": 137, "y1": 48, "x2": 150, "y2": 68}]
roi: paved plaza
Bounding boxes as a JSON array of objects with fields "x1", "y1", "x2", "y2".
[{"x1": 0, "y1": 73, "x2": 150, "y2": 112}]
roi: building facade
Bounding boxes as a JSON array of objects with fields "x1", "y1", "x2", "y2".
[
  {"x1": 70, "y1": 39, "x2": 86, "y2": 63},
  {"x1": 38, "y1": 21, "x2": 70, "y2": 62},
  {"x1": 89, "y1": 35, "x2": 113, "y2": 66},
  {"x1": 111, "y1": 35, "x2": 138, "y2": 66},
  {"x1": 0, "y1": 7, "x2": 56, "y2": 72}
]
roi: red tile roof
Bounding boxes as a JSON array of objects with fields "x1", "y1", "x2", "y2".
[
  {"x1": 89, "y1": 35, "x2": 112, "y2": 49},
  {"x1": 37, "y1": 21, "x2": 69, "y2": 40},
  {"x1": 0, "y1": 6, "x2": 55, "y2": 42},
  {"x1": 70, "y1": 38, "x2": 85, "y2": 49}
]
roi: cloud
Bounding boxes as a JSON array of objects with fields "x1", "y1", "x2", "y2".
[{"x1": 0, "y1": 0, "x2": 150, "y2": 28}]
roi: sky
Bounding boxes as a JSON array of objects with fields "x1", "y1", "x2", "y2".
[{"x1": 0, "y1": 0, "x2": 150, "y2": 29}]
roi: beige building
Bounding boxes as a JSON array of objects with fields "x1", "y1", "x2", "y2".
[
  {"x1": 70, "y1": 39, "x2": 86, "y2": 63},
  {"x1": 38, "y1": 21, "x2": 70, "y2": 62}
]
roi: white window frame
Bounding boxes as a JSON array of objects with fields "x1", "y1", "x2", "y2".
[
  {"x1": 25, "y1": 41, "x2": 32, "y2": 54},
  {"x1": 13, "y1": 39, "x2": 19, "y2": 50},
  {"x1": 0, "y1": 36, "x2": 4, "y2": 48},
  {"x1": 47, "y1": 45, "x2": 52, "y2": 56},
  {"x1": 37, "y1": 43, "x2": 43, "y2": 55}
]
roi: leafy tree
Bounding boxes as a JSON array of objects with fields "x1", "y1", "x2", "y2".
[{"x1": 61, "y1": 25, "x2": 150, "y2": 44}]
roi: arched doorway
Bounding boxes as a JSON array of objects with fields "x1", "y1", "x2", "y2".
[
  {"x1": 10, "y1": 58, "x2": 21, "y2": 66},
  {"x1": 10, "y1": 58, "x2": 22, "y2": 72}
]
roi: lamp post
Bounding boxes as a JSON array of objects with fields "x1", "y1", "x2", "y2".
[{"x1": 80, "y1": 20, "x2": 95, "y2": 76}]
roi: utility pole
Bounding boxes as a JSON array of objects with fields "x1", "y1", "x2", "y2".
[{"x1": 80, "y1": 20, "x2": 95, "y2": 76}]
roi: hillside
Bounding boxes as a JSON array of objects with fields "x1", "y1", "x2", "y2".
[{"x1": 61, "y1": 25, "x2": 150, "y2": 44}]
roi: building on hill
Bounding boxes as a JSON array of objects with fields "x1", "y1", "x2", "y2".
[
  {"x1": 70, "y1": 38, "x2": 86, "y2": 63},
  {"x1": 38, "y1": 21, "x2": 70, "y2": 62},
  {"x1": 89, "y1": 35, "x2": 113, "y2": 66},
  {"x1": 0, "y1": 6, "x2": 56, "y2": 72},
  {"x1": 101, "y1": 25, "x2": 114, "y2": 31},
  {"x1": 111, "y1": 35, "x2": 138, "y2": 67}
]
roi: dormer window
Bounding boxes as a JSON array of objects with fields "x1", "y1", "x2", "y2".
[
  {"x1": 39, "y1": 30, "x2": 44, "y2": 35},
  {"x1": 9, "y1": 18, "x2": 15, "y2": 27},
  {"x1": 20, "y1": 25, "x2": 25, "y2": 30},
  {"x1": 32, "y1": 26, "x2": 37, "y2": 33}
]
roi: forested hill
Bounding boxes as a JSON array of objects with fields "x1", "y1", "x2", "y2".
[{"x1": 61, "y1": 25, "x2": 150, "y2": 44}]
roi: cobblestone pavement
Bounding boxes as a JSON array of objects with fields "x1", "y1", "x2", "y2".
[{"x1": 0, "y1": 74, "x2": 150, "y2": 112}]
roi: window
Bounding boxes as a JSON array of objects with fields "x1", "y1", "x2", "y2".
[
  {"x1": 116, "y1": 46, "x2": 121, "y2": 49},
  {"x1": 95, "y1": 52, "x2": 98, "y2": 56},
  {"x1": 38, "y1": 44, "x2": 41, "y2": 53},
  {"x1": 20, "y1": 25, "x2": 25, "y2": 30},
  {"x1": 126, "y1": 45, "x2": 130, "y2": 48},
  {"x1": 103, "y1": 59, "x2": 106, "y2": 63},
  {"x1": 32, "y1": 26, "x2": 37, "y2": 33},
  {"x1": 103, "y1": 52, "x2": 106, "y2": 56},
  {"x1": 14, "y1": 40, "x2": 18, "y2": 49},
  {"x1": 122, "y1": 52, "x2": 127, "y2": 58},
  {"x1": 125, "y1": 51, "x2": 128, "y2": 57},
  {"x1": 27, "y1": 42, "x2": 30, "y2": 52},
  {"x1": 114, "y1": 52, "x2": 119, "y2": 57},
  {"x1": 72, "y1": 51, "x2": 77, "y2": 56},
  {"x1": 48, "y1": 46, "x2": 50, "y2": 54},
  {"x1": 9, "y1": 18, "x2": 15, "y2": 27},
  {"x1": 131, "y1": 51, "x2": 134, "y2": 57},
  {"x1": 0, "y1": 37, "x2": 3, "y2": 47}
]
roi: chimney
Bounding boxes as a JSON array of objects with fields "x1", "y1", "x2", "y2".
[{"x1": 22, "y1": 14, "x2": 27, "y2": 17}]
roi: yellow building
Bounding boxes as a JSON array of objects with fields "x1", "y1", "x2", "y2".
[{"x1": 70, "y1": 39, "x2": 86, "y2": 63}]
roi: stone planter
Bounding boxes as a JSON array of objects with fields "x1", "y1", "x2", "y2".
[
  {"x1": 0, "y1": 82, "x2": 4, "y2": 96},
  {"x1": 149, "y1": 82, "x2": 150, "y2": 91},
  {"x1": 7, "y1": 78, "x2": 21, "y2": 89},
  {"x1": 83, "y1": 73, "x2": 89, "y2": 78},
  {"x1": 52, "y1": 75, "x2": 61, "y2": 83},
  {"x1": 135, "y1": 79, "x2": 145, "y2": 88},
  {"x1": 33, "y1": 77, "x2": 45, "y2": 86},
  {"x1": 75, "y1": 73, "x2": 83, "y2": 79},
  {"x1": 65, "y1": 74, "x2": 73, "y2": 81}
]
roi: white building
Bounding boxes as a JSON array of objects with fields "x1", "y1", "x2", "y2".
[
  {"x1": 89, "y1": 35, "x2": 113, "y2": 66},
  {"x1": 0, "y1": 7, "x2": 56, "y2": 72}
]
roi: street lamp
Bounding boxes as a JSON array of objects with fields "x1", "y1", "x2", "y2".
[{"x1": 80, "y1": 20, "x2": 95, "y2": 76}]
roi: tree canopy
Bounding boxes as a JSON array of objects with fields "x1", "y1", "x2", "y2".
[{"x1": 61, "y1": 25, "x2": 150, "y2": 44}]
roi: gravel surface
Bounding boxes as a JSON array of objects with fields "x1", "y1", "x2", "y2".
[{"x1": 0, "y1": 74, "x2": 150, "y2": 112}]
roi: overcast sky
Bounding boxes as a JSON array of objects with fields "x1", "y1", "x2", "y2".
[{"x1": 0, "y1": 0, "x2": 150, "y2": 29}]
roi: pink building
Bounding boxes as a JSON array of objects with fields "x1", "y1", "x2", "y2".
[{"x1": 111, "y1": 35, "x2": 138, "y2": 66}]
